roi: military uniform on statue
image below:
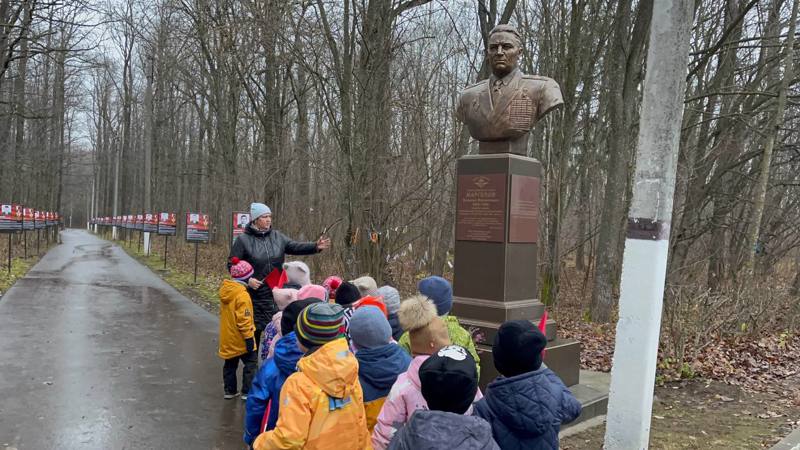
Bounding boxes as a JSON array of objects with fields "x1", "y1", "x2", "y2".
[{"x1": 456, "y1": 68, "x2": 563, "y2": 155}]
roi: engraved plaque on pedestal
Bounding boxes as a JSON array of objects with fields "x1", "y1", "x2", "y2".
[
  {"x1": 456, "y1": 174, "x2": 507, "y2": 242},
  {"x1": 509, "y1": 175, "x2": 539, "y2": 243}
]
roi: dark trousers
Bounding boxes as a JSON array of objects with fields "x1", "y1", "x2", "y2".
[
  {"x1": 222, "y1": 350, "x2": 257, "y2": 395},
  {"x1": 254, "y1": 328, "x2": 263, "y2": 352}
]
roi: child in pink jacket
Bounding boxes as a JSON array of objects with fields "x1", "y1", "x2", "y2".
[{"x1": 371, "y1": 295, "x2": 483, "y2": 449}]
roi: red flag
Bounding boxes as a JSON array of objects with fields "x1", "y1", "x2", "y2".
[
  {"x1": 260, "y1": 399, "x2": 272, "y2": 434},
  {"x1": 538, "y1": 310, "x2": 548, "y2": 358},
  {"x1": 264, "y1": 268, "x2": 287, "y2": 289}
]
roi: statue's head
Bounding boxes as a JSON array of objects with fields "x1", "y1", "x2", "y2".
[{"x1": 487, "y1": 24, "x2": 522, "y2": 78}]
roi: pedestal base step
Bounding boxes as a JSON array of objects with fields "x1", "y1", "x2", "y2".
[
  {"x1": 560, "y1": 370, "x2": 610, "y2": 435},
  {"x1": 460, "y1": 316, "x2": 557, "y2": 345},
  {"x1": 476, "y1": 338, "x2": 581, "y2": 388}
]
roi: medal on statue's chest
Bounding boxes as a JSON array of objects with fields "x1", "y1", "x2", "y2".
[{"x1": 509, "y1": 89, "x2": 534, "y2": 130}]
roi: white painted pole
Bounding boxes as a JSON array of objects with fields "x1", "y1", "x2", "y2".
[
  {"x1": 144, "y1": 232, "x2": 151, "y2": 255},
  {"x1": 603, "y1": 1, "x2": 694, "y2": 449}
]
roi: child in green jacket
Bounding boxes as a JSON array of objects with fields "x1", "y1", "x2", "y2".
[{"x1": 398, "y1": 276, "x2": 480, "y2": 376}]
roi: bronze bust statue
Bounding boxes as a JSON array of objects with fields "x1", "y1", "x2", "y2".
[{"x1": 456, "y1": 24, "x2": 564, "y2": 155}]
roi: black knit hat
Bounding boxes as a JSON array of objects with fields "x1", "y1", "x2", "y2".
[
  {"x1": 493, "y1": 319, "x2": 547, "y2": 377},
  {"x1": 334, "y1": 281, "x2": 361, "y2": 306},
  {"x1": 281, "y1": 298, "x2": 322, "y2": 336},
  {"x1": 419, "y1": 345, "x2": 478, "y2": 414}
]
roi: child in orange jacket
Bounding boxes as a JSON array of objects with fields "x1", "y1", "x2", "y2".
[
  {"x1": 219, "y1": 257, "x2": 257, "y2": 400},
  {"x1": 253, "y1": 302, "x2": 370, "y2": 450}
]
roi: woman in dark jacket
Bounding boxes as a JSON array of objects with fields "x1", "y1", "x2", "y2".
[{"x1": 228, "y1": 203, "x2": 330, "y2": 344}]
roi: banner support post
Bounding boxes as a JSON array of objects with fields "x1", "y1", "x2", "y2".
[{"x1": 193, "y1": 242, "x2": 199, "y2": 284}]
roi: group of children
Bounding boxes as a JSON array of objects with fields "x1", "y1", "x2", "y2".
[{"x1": 218, "y1": 258, "x2": 582, "y2": 449}]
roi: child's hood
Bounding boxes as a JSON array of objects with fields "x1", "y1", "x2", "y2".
[
  {"x1": 405, "y1": 354, "x2": 430, "y2": 390},
  {"x1": 394, "y1": 410, "x2": 497, "y2": 449},
  {"x1": 273, "y1": 332, "x2": 303, "y2": 376},
  {"x1": 355, "y1": 343, "x2": 411, "y2": 391},
  {"x1": 273, "y1": 288, "x2": 299, "y2": 310},
  {"x1": 219, "y1": 279, "x2": 247, "y2": 305},
  {"x1": 297, "y1": 338, "x2": 358, "y2": 398},
  {"x1": 483, "y1": 368, "x2": 560, "y2": 437}
]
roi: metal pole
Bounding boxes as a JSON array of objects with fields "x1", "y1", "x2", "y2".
[
  {"x1": 193, "y1": 242, "x2": 199, "y2": 284},
  {"x1": 36, "y1": 229, "x2": 40, "y2": 255},
  {"x1": 163, "y1": 235, "x2": 168, "y2": 269},
  {"x1": 23, "y1": 230, "x2": 27, "y2": 259},
  {"x1": 7, "y1": 234, "x2": 11, "y2": 274},
  {"x1": 138, "y1": 230, "x2": 142, "y2": 253},
  {"x1": 603, "y1": 1, "x2": 693, "y2": 448}
]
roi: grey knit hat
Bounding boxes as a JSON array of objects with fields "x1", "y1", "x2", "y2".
[
  {"x1": 377, "y1": 286, "x2": 401, "y2": 315},
  {"x1": 351, "y1": 276, "x2": 379, "y2": 297},
  {"x1": 349, "y1": 306, "x2": 392, "y2": 349}
]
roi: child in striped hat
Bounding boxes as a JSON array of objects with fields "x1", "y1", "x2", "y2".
[{"x1": 253, "y1": 302, "x2": 371, "y2": 450}]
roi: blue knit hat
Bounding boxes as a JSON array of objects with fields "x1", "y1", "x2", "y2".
[
  {"x1": 418, "y1": 276, "x2": 452, "y2": 316},
  {"x1": 250, "y1": 202, "x2": 272, "y2": 220},
  {"x1": 349, "y1": 306, "x2": 392, "y2": 349}
]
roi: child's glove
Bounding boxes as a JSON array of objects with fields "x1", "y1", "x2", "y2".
[{"x1": 246, "y1": 337, "x2": 256, "y2": 353}]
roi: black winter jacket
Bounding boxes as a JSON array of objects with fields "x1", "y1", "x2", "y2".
[{"x1": 228, "y1": 224, "x2": 318, "y2": 329}]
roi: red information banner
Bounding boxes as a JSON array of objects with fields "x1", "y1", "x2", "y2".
[
  {"x1": 158, "y1": 213, "x2": 177, "y2": 236},
  {"x1": 0, "y1": 204, "x2": 23, "y2": 233},
  {"x1": 143, "y1": 213, "x2": 158, "y2": 232},
  {"x1": 186, "y1": 213, "x2": 210, "y2": 243},
  {"x1": 22, "y1": 208, "x2": 34, "y2": 231},
  {"x1": 34, "y1": 210, "x2": 44, "y2": 229},
  {"x1": 135, "y1": 214, "x2": 144, "y2": 230},
  {"x1": 231, "y1": 211, "x2": 250, "y2": 244}
]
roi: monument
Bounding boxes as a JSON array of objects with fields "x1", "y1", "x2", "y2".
[{"x1": 452, "y1": 24, "x2": 582, "y2": 388}]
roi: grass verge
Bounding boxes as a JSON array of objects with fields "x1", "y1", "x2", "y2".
[{"x1": 0, "y1": 256, "x2": 40, "y2": 297}]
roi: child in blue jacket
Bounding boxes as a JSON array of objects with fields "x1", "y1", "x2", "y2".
[
  {"x1": 473, "y1": 320, "x2": 582, "y2": 450},
  {"x1": 243, "y1": 298, "x2": 321, "y2": 446}
]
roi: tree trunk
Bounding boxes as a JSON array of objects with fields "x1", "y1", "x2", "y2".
[
  {"x1": 746, "y1": 0, "x2": 798, "y2": 271},
  {"x1": 10, "y1": 0, "x2": 30, "y2": 202},
  {"x1": 590, "y1": 0, "x2": 652, "y2": 322},
  {"x1": 143, "y1": 54, "x2": 154, "y2": 212}
]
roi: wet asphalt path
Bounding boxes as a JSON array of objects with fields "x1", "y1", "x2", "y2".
[{"x1": 0, "y1": 229, "x2": 245, "y2": 449}]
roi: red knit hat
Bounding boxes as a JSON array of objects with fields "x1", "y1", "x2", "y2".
[
  {"x1": 229, "y1": 257, "x2": 254, "y2": 281},
  {"x1": 323, "y1": 276, "x2": 342, "y2": 299},
  {"x1": 354, "y1": 296, "x2": 388, "y2": 318}
]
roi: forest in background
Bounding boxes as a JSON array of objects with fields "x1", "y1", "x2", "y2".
[{"x1": 1, "y1": 0, "x2": 799, "y2": 373}]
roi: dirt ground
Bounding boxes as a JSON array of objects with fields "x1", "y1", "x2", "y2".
[{"x1": 562, "y1": 375, "x2": 800, "y2": 449}]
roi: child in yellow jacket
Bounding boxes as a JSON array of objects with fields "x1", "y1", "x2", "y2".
[
  {"x1": 253, "y1": 302, "x2": 371, "y2": 450},
  {"x1": 219, "y1": 257, "x2": 257, "y2": 400}
]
